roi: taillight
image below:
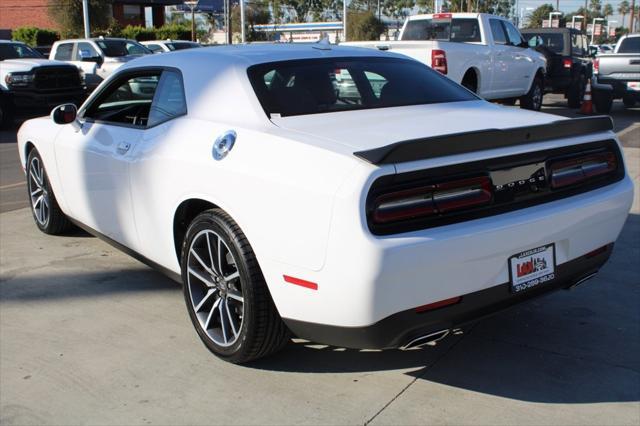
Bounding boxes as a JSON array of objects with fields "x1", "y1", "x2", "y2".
[
  {"x1": 372, "y1": 176, "x2": 492, "y2": 224},
  {"x1": 593, "y1": 58, "x2": 599, "y2": 74},
  {"x1": 431, "y1": 49, "x2": 448, "y2": 74},
  {"x1": 548, "y1": 151, "x2": 616, "y2": 189},
  {"x1": 563, "y1": 58, "x2": 572, "y2": 69}
]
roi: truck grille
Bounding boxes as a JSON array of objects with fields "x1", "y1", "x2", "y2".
[{"x1": 33, "y1": 66, "x2": 81, "y2": 90}]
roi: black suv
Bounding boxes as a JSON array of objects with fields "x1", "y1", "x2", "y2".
[{"x1": 521, "y1": 28, "x2": 592, "y2": 108}]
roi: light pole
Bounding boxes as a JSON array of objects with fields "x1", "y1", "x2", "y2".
[
  {"x1": 343, "y1": 0, "x2": 347, "y2": 42},
  {"x1": 571, "y1": 14, "x2": 584, "y2": 30},
  {"x1": 590, "y1": 17, "x2": 604, "y2": 45},
  {"x1": 184, "y1": 1, "x2": 198, "y2": 42},
  {"x1": 548, "y1": 11, "x2": 562, "y2": 28},
  {"x1": 82, "y1": 0, "x2": 90, "y2": 38},
  {"x1": 240, "y1": 0, "x2": 246, "y2": 42}
]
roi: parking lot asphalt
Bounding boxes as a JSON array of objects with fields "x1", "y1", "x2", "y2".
[{"x1": 1, "y1": 95, "x2": 639, "y2": 425}]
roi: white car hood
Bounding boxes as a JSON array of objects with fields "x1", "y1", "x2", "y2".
[
  {"x1": 0, "y1": 58, "x2": 72, "y2": 72},
  {"x1": 270, "y1": 100, "x2": 563, "y2": 152}
]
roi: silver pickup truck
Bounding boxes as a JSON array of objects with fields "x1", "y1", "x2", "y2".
[{"x1": 592, "y1": 33, "x2": 640, "y2": 112}]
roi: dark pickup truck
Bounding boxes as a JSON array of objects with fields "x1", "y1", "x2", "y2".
[{"x1": 521, "y1": 28, "x2": 592, "y2": 108}]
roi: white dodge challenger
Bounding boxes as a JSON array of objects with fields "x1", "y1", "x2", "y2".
[{"x1": 17, "y1": 44, "x2": 634, "y2": 363}]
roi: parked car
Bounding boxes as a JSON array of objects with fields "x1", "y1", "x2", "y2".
[
  {"x1": 49, "y1": 37, "x2": 151, "y2": 91},
  {"x1": 343, "y1": 13, "x2": 547, "y2": 110},
  {"x1": 0, "y1": 40, "x2": 85, "y2": 128},
  {"x1": 142, "y1": 40, "x2": 201, "y2": 53},
  {"x1": 521, "y1": 27, "x2": 591, "y2": 108},
  {"x1": 17, "y1": 44, "x2": 633, "y2": 363},
  {"x1": 592, "y1": 33, "x2": 640, "y2": 112}
]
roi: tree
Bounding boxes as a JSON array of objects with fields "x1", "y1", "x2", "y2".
[
  {"x1": 602, "y1": 3, "x2": 613, "y2": 19},
  {"x1": 618, "y1": 0, "x2": 629, "y2": 29},
  {"x1": 48, "y1": 0, "x2": 113, "y2": 38},
  {"x1": 589, "y1": 0, "x2": 602, "y2": 14},
  {"x1": 347, "y1": 10, "x2": 384, "y2": 40},
  {"x1": 476, "y1": 0, "x2": 514, "y2": 17},
  {"x1": 526, "y1": 3, "x2": 554, "y2": 28},
  {"x1": 231, "y1": 0, "x2": 272, "y2": 40}
]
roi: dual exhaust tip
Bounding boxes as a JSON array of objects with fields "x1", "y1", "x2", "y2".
[{"x1": 400, "y1": 328, "x2": 460, "y2": 350}]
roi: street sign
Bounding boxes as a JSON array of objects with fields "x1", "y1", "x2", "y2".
[
  {"x1": 594, "y1": 23, "x2": 602, "y2": 36},
  {"x1": 542, "y1": 19, "x2": 550, "y2": 28},
  {"x1": 574, "y1": 22, "x2": 582, "y2": 30},
  {"x1": 551, "y1": 19, "x2": 560, "y2": 28},
  {"x1": 609, "y1": 27, "x2": 616, "y2": 37}
]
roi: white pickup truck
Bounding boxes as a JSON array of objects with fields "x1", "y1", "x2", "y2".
[{"x1": 343, "y1": 13, "x2": 547, "y2": 110}]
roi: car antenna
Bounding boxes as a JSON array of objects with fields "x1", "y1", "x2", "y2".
[{"x1": 312, "y1": 36, "x2": 332, "y2": 50}]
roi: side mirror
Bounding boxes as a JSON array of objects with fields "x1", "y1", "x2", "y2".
[
  {"x1": 519, "y1": 40, "x2": 529, "y2": 48},
  {"x1": 51, "y1": 104, "x2": 78, "y2": 125},
  {"x1": 81, "y1": 55, "x2": 102, "y2": 64}
]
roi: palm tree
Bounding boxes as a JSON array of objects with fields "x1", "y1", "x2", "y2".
[
  {"x1": 590, "y1": 0, "x2": 602, "y2": 14},
  {"x1": 603, "y1": 3, "x2": 613, "y2": 18},
  {"x1": 618, "y1": 0, "x2": 629, "y2": 29}
]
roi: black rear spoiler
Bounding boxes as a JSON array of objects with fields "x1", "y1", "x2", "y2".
[{"x1": 354, "y1": 116, "x2": 613, "y2": 165}]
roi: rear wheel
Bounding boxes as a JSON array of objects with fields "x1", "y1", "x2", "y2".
[
  {"x1": 567, "y1": 73, "x2": 586, "y2": 108},
  {"x1": 520, "y1": 76, "x2": 544, "y2": 111},
  {"x1": 593, "y1": 89, "x2": 613, "y2": 113},
  {"x1": 26, "y1": 148, "x2": 72, "y2": 234},
  {"x1": 623, "y1": 95, "x2": 637, "y2": 108},
  {"x1": 181, "y1": 209, "x2": 290, "y2": 364}
]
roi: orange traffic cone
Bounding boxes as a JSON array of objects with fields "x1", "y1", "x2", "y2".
[{"x1": 579, "y1": 79, "x2": 594, "y2": 115}]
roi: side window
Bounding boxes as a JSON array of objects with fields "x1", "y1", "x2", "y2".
[
  {"x1": 84, "y1": 72, "x2": 161, "y2": 127},
  {"x1": 571, "y1": 34, "x2": 584, "y2": 56},
  {"x1": 334, "y1": 68, "x2": 363, "y2": 105},
  {"x1": 490, "y1": 19, "x2": 507, "y2": 45},
  {"x1": 54, "y1": 43, "x2": 73, "y2": 60},
  {"x1": 503, "y1": 21, "x2": 523, "y2": 46},
  {"x1": 364, "y1": 71, "x2": 388, "y2": 99},
  {"x1": 74, "y1": 42, "x2": 98, "y2": 60},
  {"x1": 148, "y1": 70, "x2": 187, "y2": 127},
  {"x1": 146, "y1": 44, "x2": 162, "y2": 53}
]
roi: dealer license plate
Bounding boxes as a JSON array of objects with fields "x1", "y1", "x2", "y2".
[
  {"x1": 509, "y1": 244, "x2": 556, "y2": 293},
  {"x1": 627, "y1": 82, "x2": 640, "y2": 91}
]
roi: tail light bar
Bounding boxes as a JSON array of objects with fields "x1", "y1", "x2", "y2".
[
  {"x1": 548, "y1": 151, "x2": 617, "y2": 189},
  {"x1": 593, "y1": 58, "x2": 599, "y2": 74},
  {"x1": 431, "y1": 49, "x2": 448, "y2": 74},
  {"x1": 372, "y1": 176, "x2": 492, "y2": 224},
  {"x1": 563, "y1": 58, "x2": 572, "y2": 69}
]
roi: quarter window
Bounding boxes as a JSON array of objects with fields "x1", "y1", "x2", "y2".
[
  {"x1": 148, "y1": 70, "x2": 188, "y2": 127},
  {"x1": 490, "y1": 19, "x2": 507, "y2": 45},
  {"x1": 54, "y1": 43, "x2": 74, "y2": 60}
]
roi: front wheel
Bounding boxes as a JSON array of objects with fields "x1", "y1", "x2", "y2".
[
  {"x1": 623, "y1": 95, "x2": 637, "y2": 108},
  {"x1": 26, "y1": 148, "x2": 72, "y2": 234},
  {"x1": 520, "y1": 77, "x2": 544, "y2": 111},
  {"x1": 181, "y1": 209, "x2": 290, "y2": 364}
]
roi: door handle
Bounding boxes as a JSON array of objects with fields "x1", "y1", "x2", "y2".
[{"x1": 117, "y1": 142, "x2": 131, "y2": 154}]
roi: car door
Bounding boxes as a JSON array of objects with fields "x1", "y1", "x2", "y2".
[
  {"x1": 53, "y1": 69, "x2": 162, "y2": 249},
  {"x1": 489, "y1": 18, "x2": 511, "y2": 95},
  {"x1": 502, "y1": 20, "x2": 534, "y2": 94}
]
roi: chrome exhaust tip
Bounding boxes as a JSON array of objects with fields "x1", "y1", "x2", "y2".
[
  {"x1": 567, "y1": 272, "x2": 598, "y2": 290},
  {"x1": 400, "y1": 329, "x2": 450, "y2": 350}
]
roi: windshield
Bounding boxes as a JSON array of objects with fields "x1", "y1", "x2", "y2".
[
  {"x1": 166, "y1": 42, "x2": 199, "y2": 51},
  {"x1": 0, "y1": 43, "x2": 43, "y2": 60},
  {"x1": 401, "y1": 18, "x2": 481, "y2": 42},
  {"x1": 95, "y1": 39, "x2": 151, "y2": 57},
  {"x1": 618, "y1": 37, "x2": 640, "y2": 53},
  {"x1": 248, "y1": 57, "x2": 478, "y2": 117},
  {"x1": 526, "y1": 33, "x2": 564, "y2": 54}
]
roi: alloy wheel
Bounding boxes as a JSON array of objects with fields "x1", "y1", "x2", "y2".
[
  {"x1": 28, "y1": 156, "x2": 49, "y2": 226},
  {"x1": 187, "y1": 229, "x2": 245, "y2": 347}
]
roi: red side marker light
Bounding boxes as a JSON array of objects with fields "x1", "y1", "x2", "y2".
[
  {"x1": 283, "y1": 275, "x2": 318, "y2": 290},
  {"x1": 415, "y1": 296, "x2": 461, "y2": 313}
]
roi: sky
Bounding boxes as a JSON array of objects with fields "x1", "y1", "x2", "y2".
[{"x1": 516, "y1": 0, "x2": 633, "y2": 27}]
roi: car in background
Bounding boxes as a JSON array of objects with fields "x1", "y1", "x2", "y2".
[
  {"x1": 343, "y1": 13, "x2": 547, "y2": 110},
  {"x1": 0, "y1": 40, "x2": 85, "y2": 128},
  {"x1": 49, "y1": 37, "x2": 151, "y2": 91},
  {"x1": 592, "y1": 33, "x2": 640, "y2": 112},
  {"x1": 16, "y1": 44, "x2": 633, "y2": 363},
  {"x1": 521, "y1": 27, "x2": 591, "y2": 108},
  {"x1": 142, "y1": 40, "x2": 201, "y2": 53}
]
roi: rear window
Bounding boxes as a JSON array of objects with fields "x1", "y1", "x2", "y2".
[
  {"x1": 166, "y1": 42, "x2": 199, "y2": 51},
  {"x1": 247, "y1": 57, "x2": 478, "y2": 117},
  {"x1": 402, "y1": 18, "x2": 481, "y2": 42},
  {"x1": 618, "y1": 37, "x2": 640, "y2": 53},
  {"x1": 525, "y1": 33, "x2": 565, "y2": 54}
]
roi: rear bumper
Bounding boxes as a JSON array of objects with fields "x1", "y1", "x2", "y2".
[
  {"x1": 593, "y1": 75, "x2": 640, "y2": 99},
  {"x1": 284, "y1": 243, "x2": 613, "y2": 349}
]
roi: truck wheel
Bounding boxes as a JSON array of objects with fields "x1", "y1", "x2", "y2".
[
  {"x1": 0, "y1": 95, "x2": 12, "y2": 129},
  {"x1": 623, "y1": 95, "x2": 636, "y2": 108},
  {"x1": 181, "y1": 209, "x2": 291, "y2": 364},
  {"x1": 567, "y1": 74, "x2": 586, "y2": 108},
  {"x1": 593, "y1": 89, "x2": 613, "y2": 114},
  {"x1": 520, "y1": 77, "x2": 543, "y2": 111}
]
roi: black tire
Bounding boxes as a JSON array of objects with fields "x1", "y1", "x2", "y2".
[
  {"x1": 593, "y1": 89, "x2": 613, "y2": 114},
  {"x1": 567, "y1": 73, "x2": 586, "y2": 108},
  {"x1": 461, "y1": 72, "x2": 477, "y2": 94},
  {"x1": 181, "y1": 209, "x2": 290, "y2": 364},
  {"x1": 501, "y1": 98, "x2": 517, "y2": 106},
  {"x1": 623, "y1": 95, "x2": 637, "y2": 108},
  {"x1": 520, "y1": 76, "x2": 544, "y2": 111},
  {"x1": 26, "y1": 148, "x2": 73, "y2": 235},
  {"x1": 0, "y1": 95, "x2": 13, "y2": 130}
]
